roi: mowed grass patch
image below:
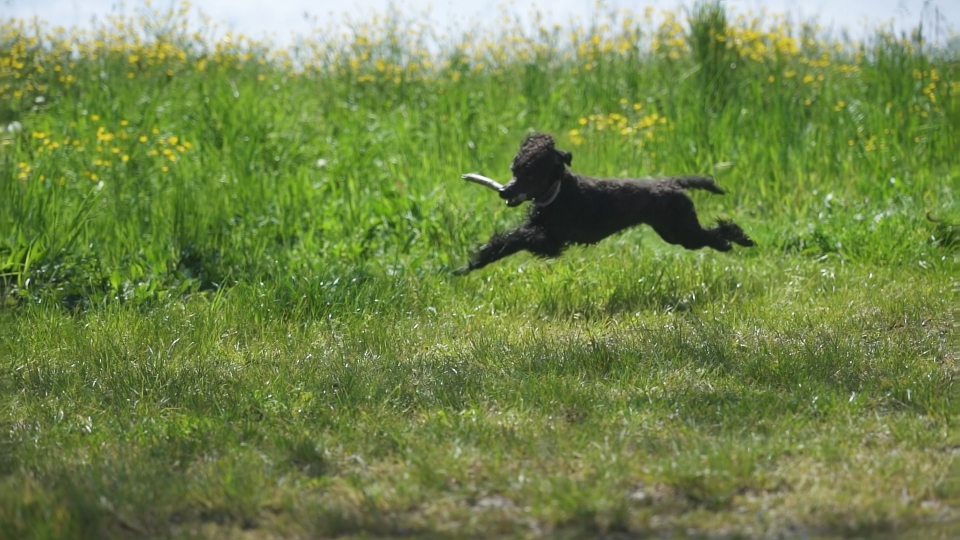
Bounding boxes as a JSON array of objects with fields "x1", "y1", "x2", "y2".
[
  {"x1": 1, "y1": 0, "x2": 959, "y2": 538},
  {"x1": 1, "y1": 261, "x2": 956, "y2": 538}
]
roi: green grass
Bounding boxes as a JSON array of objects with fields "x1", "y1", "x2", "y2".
[{"x1": 1, "y1": 2, "x2": 959, "y2": 538}]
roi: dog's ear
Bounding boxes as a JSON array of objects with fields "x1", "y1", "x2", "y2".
[{"x1": 557, "y1": 149, "x2": 572, "y2": 166}]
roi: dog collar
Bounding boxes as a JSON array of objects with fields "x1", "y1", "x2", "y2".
[{"x1": 533, "y1": 181, "x2": 561, "y2": 207}]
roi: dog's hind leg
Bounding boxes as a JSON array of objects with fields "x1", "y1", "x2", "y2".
[
  {"x1": 649, "y1": 197, "x2": 735, "y2": 251},
  {"x1": 716, "y1": 220, "x2": 755, "y2": 247},
  {"x1": 455, "y1": 226, "x2": 562, "y2": 274},
  {"x1": 654, "y1": 222, "x2": 732, "y2": 251},
  {"x1": 654, "y1": 219, "x2": 755, "y2": 252}
]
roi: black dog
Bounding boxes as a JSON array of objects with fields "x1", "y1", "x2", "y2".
[{"x1": 456, "y1": 133, "x2": 753, "y2": 274}]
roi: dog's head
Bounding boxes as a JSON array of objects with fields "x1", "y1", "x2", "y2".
[{"x1": 500, "y1": 133, "x2": 572, "y2": 207}]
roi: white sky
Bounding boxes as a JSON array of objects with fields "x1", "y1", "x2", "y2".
[{"x1": 4, "y1": 0, "x2": 958, "y2": 45}]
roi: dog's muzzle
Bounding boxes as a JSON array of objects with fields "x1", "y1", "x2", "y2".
[{"x1": 499, "y1": 178, "x2": 529, "y2": 207}]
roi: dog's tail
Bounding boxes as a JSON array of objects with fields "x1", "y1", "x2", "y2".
[{"x1": 674, "y1": 176, "x2": 725, "y2": 195}]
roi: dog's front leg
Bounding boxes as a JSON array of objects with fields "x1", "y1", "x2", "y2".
[{"x1": 455, "y1": 226, "x2": 562, "y2": 274}]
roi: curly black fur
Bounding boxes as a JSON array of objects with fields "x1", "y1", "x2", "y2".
[{"x1": 456, "y1": 132, "x2": 754, "y2": 274}]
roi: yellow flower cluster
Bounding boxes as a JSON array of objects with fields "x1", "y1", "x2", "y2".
[
  {"x1": 568, "y1": 100, "x2": 669, "y2": 146},
  {"x1": 2, "y1": 0, "x2": 947, "y2": 99},
  {"x1": 1, "y1": 0, "x2": 952, "y2": 177},
  {"x1": 918, "y1": 69, "x2": 940, "y2": 104},
  {"x1": 21, "y1": 115, "x2": 192, "y2": 182},
  {"x1": 0, "y1": 26, "x2": 49, "y2": 100},
  {"x1": 17, "y1": 161, "x2": 32, "y2": 180},
  {"x1": 0, "y1": 1, "x2": 292, "y2": 105},
  {"x1": 846, "y1": 131, "x2": 888, "y2": 154}
]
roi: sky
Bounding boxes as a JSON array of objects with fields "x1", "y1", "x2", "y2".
[{"x1": 4, "y1": 0, "x2": 958, "y2": 45}]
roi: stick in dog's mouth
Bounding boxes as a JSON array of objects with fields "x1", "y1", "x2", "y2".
[
  {"x1": 461, "y1": 173, "x2": 529, "y2": 206},
  {"x1": 461, "y1": 173, "x2": 504, "y2": 191}
]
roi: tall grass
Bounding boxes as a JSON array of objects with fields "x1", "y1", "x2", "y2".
[
  {"x1": 1, "y1": 1, "x2": 955, "y2": 306},
  {"x1": 0, "y1": 2, "x2": 958, "y2": 538}
]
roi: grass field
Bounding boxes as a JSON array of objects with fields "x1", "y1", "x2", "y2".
[{"x1": 1, "y1": 2, "x2": 959, "y2": 538}]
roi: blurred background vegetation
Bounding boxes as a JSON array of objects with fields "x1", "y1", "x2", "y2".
[{"x1": 0, "y1": 0, "x2": 956, "y2": 309}]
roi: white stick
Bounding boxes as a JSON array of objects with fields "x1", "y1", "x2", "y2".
[{"x1": 461, "y1": 172, "x2": 504, "y2": 191}]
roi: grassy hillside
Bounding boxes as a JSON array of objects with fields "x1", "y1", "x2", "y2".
[{"x1": 1, "y1": 2, "x2": 958, "y2": 538}]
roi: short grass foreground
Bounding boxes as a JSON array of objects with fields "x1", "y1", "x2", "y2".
[{"x1": 1, "y1": 2, "x2": 959, "y2": 539}]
